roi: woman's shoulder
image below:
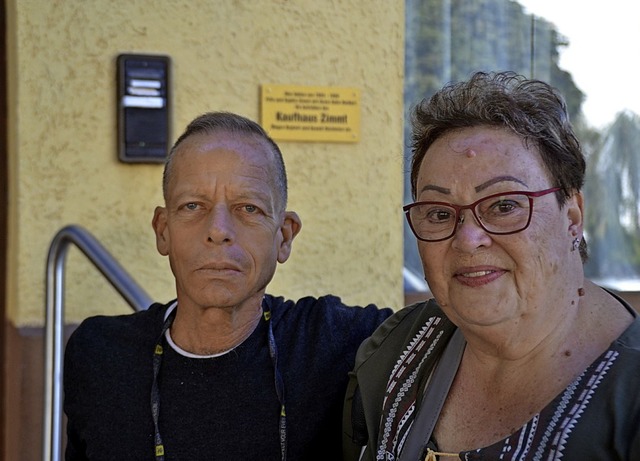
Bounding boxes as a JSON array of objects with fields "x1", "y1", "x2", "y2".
[
  {"x1": 615, "y1": 313, "x2": 640, "y2": 351},
  {"x1": 353, "y1": 298, "x2": 450, "y2": 370}
]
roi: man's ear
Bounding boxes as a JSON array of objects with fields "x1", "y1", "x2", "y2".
[
  {"x1": 152, "y1": 206, "x2": 170, "y2": 256},
  {"x1": 277, "y1": 211, "x2": 302, "y2": 263},
  {"x1": 566, "y1": 191, "x2": 584, "y2": 237}
]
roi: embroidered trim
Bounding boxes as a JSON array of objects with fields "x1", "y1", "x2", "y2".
[{"x1": 376, "y1": 315, "x2": 449, "y2": 460}]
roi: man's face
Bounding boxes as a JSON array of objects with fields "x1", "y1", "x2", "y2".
[{"x1": 152, "y1": 132, "x2": 299, "y2": 312}]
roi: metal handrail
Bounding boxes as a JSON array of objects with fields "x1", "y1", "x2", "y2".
[{"x1": 43, "y1": 224, "x2": 153, "y2": 461}]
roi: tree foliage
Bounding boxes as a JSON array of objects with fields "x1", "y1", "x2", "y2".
[
  {"x1": 403, "y1": 0, "x2": 640, "y2": 287},
  {"x1": 583, "y1": 111, "x2": 640, "y2": 281}
]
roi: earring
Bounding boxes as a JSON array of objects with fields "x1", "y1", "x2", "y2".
[{"x1": 571, "y1": 237, "x2": 580, "y2": 252}]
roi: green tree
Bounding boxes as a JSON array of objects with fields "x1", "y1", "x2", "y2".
[
  {"x1": 403, "y1": 0, "x2": 585, "y2": 283},
  {"x1": 584, "y1": 111, "x2": 640, "y2": 281}
]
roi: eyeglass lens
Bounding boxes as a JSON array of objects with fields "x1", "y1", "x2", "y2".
[{"x1": 408, "y1": 193, "x2": 533, "y2": 241}]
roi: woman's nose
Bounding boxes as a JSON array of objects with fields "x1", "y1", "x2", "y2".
[{"x1": 451, "y1": 209, "x2": 492, "y2": 251}]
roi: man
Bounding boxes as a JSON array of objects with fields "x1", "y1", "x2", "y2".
[{"x1": 63, "y1": 111, "x2": 392, "y2": 460}]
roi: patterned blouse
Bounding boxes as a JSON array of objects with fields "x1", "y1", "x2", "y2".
[
  {"x1": 347, "y1": 297, "x2": 640, "y2": 461},
  {"x1": 434, "y1": 343, "x2": 640, "y2": 460}
]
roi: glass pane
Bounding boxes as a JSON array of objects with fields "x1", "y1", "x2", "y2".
[
  {"x1": 518, "y1": 0, "x2": 640, "y2": 291},
  {"x1": 404, "y1": 0, "x2": 640, "y2": 292}
]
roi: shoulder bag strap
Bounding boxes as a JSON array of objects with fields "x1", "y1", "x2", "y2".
[{"x1": 398, "y1": 328, "x2": 466, "y2": 461}]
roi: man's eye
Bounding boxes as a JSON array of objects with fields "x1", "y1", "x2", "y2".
[
  {"x1": 185, "y1": 203, "x2": 198, "y2": 210},
  {"x1": 243, "y1": 205, "x2": 258, "y2": 213}
]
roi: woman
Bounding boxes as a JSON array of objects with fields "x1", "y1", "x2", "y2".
[{"x1": 344, "y1": 72, "x2": 640, "y2": 460}]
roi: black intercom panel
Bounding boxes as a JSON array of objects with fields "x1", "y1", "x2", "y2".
[{"x1": 117, "y1": 54, "x2": 171, "y2": 163}]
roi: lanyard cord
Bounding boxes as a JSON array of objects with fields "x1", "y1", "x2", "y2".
[{"x1": 151, "y1": 302, "x2": 287, "y2": 461}]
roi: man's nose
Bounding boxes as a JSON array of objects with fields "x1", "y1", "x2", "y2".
[{"x1": 207, "y1": 205, "x2": 235, "y2": 244}]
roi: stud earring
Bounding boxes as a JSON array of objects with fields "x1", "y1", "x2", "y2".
[{"x1": 571, "y1": 237, "x2": 580, "y2": 252}]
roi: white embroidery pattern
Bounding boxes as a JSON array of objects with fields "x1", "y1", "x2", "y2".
[
  {"x1": 377, "y1": 317, "x2": 444, "y2": 461},
  {"x1": 491, "y1": 350, "x2": 619, "y2": 461}
]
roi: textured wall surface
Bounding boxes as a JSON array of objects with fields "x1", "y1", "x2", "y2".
[{"x1": 6, "y1": 0, "x2": 405, "y2": 325}]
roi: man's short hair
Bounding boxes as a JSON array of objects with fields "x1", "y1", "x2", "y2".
[{"x1": 163, "y1": 111, "x2": 288, "y2": 208}]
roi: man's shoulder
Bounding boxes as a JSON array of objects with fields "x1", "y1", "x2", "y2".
[
  {"x1": 264, "y1": 295, "x2": 395, "y2": 373},
  {"x1": 266, "y1": 293, "x2": 392, "y2": 323},
  {"x1": 265, "y1": 294, "x2": 394, "y2": 348},
  {"x1": 63, "y1": 303, "x2": 171, "y2": 408},
  {"x1": 67, "y1": 301, "x2": 169, "y2": 349}
]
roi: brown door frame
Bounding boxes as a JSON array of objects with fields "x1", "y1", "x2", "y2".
[{"x1": 1, "y1": 1, "x2": 8, "y2": 457}]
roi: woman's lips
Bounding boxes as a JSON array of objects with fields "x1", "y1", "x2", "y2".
[{"x1": 454, "y1": 267, "x2": 505, "y2": 287}]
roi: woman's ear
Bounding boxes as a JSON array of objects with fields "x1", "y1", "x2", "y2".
[
  {"x1": 152, "y1": 206, "x2": 170, "y2": 256},
  {"x1": 567, "y1": 191, "x2": 584, "y2": 237},
  {"x1": 277, "y1": 211, "x2": 302, "y2": 263}
]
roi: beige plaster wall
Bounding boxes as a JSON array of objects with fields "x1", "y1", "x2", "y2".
[{"x1": 6, "y1": 0, "x2": 405, "y2": 326}]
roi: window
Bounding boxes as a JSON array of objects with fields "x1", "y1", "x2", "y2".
[{"x1": 403, "y1": 0, "x2": 640, "y2": 293}]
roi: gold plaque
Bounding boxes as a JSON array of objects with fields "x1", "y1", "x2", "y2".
[{"x1": 261, "y1": 84, "x2": 360, "y2": 142}]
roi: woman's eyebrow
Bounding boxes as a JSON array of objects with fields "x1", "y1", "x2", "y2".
[
  {"x1": 418, "y1": 184, "x2": 450, "y2": 195},
  {"x1": 475, "y1": 176, "x2": 528, "y2": 193},
  {"x1": 418, "y1": 176, "x2": 529, "y2": 197}
]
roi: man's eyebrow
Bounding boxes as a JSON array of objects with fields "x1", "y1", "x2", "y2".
[{"x1": 475, "y1": 176, "x2": 528, "y2": 193}]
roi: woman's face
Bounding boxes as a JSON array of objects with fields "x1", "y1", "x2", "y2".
[{"x1": 414, "y1": 126, "x2": 584, "y2": 330}]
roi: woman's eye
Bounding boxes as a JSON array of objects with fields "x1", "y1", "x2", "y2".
[
  {"x1": 427, "y1": 208, "x2": 454, "y2": 223},
  {"x1": 491, "y1": 200, "x2": 518, "y2": 214}
]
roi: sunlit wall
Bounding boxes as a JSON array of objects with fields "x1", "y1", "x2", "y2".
[{"x1": 5, "y1": 0, "x2": 406, "y2": 327}]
